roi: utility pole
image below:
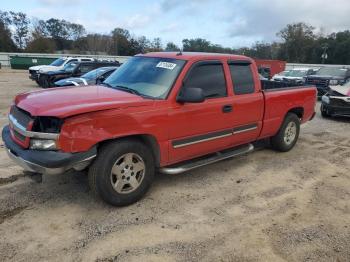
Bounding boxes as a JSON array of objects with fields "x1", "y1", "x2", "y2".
[{"x1": 321, "y1": 44, "x2": 328, "y2": 64}]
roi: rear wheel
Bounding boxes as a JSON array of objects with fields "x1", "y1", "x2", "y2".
[
  {"x1": 88, "y1": 139, "x2": 155, "y2": 206},
  {"x1": 271, "y1": 113, "x2": 300, "y2": 152}
]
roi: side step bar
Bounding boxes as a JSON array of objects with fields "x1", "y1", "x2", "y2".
[{"x1": 159, "y1": 144, "x2": 254, "y2": 175}]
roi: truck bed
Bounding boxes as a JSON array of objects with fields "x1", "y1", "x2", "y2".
[
  {"x1": 261, "y1": 80, "x2": 302, "y2": 90},
  {"x1": 258, "y1": 83, "x2": 317, "y2": 139}
]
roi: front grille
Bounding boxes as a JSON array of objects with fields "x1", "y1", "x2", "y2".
[
  {"x1": 330, "y1": 98, "x2": 350, "y2": 107},
  {"x1": 306, "y1": 78, "x2": 329, "y2": 87},
  {"x1": 11, "y1": 106, "x2": 32, "y2": 128}
]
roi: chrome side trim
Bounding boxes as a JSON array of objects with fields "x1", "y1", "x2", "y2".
[
  {"x1": 233, "y1": 126, "x2": 258, "y2": 134},
  {"x1": 160, "y1": 144, "x2": 254, "y2": 175},
  {"x1": 173, "y1": 133, "x2": 232, "y2": 148},
  {"x1": 172, "y1": 123, "x2": 258, "y2": 149},
  {"x1": 329, "y1": 96, "x2": 350, "y2": 102},
  {"x1": 9, "y1": 114, "x2": 59, "y2": 140}
]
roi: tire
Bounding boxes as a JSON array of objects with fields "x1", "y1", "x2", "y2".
[
  {"x1": 35, "y1": 79, "x2": 41, "y2": 86},
  {"x1": 271, "y1": 113, "x2": 300, "y2": 152},
  {"x1": 88, "y1": 139, "x2": 155, "y2": 206},
  {"x1": 38, "y1": 75, "x2": 46, "y2": 88},
  {"x1": 320, "y1": 104, "x2": 330, "y2": 118}
]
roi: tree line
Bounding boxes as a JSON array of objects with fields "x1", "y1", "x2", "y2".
[{"x1": 1, "y1": 10, "x2": 350, "y2": 64}]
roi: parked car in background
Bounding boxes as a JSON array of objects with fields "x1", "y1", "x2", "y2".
[
  {"x1": 305, "y1": 67, "x2": 350, "y2": 96},
  {"x1": 54, "y1": 66, "x2": 119, "y2": 87},
  {"x1": 29, "y1": 57, "x2": 94, "y2": 85},
  {"x1": 321, "y1": 80, "x2": 350, "y2": 118},
  {"x1": 39, "y1": 61, "x2": 120, "y2": 88},
  {"x1": 272, "y1": 70, "x2": 290, "y2": 81},
  {"x1": 2, "y1": 52, "x2": 317, "y2": 206},
  {"x1": 273, "y1": 68, "x2": 317, "y2": 85}
]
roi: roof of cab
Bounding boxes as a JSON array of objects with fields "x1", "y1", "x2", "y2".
[{"x1": 139, "y1": 52, "x2": 253, "y2": 62}]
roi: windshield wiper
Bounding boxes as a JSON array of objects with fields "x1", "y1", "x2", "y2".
[{"x1": 114, "y1": 85, "x2": 153, "y2": 99}]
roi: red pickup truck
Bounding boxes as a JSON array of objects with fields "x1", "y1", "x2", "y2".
[{"x1": 2, "y1": 52, "x2": 317, "y2": 206}]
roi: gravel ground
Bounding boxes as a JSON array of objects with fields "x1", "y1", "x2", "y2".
[{"x1": 0, "y1": 68, "x2": 350, "y2": 262}]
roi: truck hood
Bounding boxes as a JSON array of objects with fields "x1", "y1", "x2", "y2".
[
  {"x1": 330, "y1": 85, "x2": 350, "y2": 96},
  {"x1": 29, "y1": 65, "x2": 60, "y2": 72},
  {"x1": 15, "y1": 85, "x2": 153, "y2": 118}
]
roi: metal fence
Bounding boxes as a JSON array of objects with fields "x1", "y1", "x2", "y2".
[
  {"x1": 1, "y1": 52, "x2": 349, "y2": 69},
  {"x1": 286, "y1": 63, "x2": 350, "y2": 70},
  {"x1": 0, "y1": 52, "x2": 130, "y2": 68}
]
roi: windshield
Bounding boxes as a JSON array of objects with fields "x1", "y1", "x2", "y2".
[
  {"x1": 276, "y1": 71, "x2": 290, "y2": 77},
  {"x1": 316, "y1": 67, "x2": 347, "y2": 77},
  {"x1": 63, "y1": 62, "x2": 77, "y2": 72},
  {"x1": 82, "y1": 67, "x2": 112, "y2": 79},
  {"x1": 287, "y1": 70, "x2": 308, "y2": 77},
  {"x1": 104, "y1": 56, "x2": 186, "y2": 99},
  {"x1": 50, "y1": 58, "x2": 66, "y2": 67}
]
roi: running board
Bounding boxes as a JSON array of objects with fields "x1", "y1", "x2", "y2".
[{"x1": 159, "y1": 144, "x2": 254, "y2": 175}]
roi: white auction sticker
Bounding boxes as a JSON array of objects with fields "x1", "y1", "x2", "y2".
[{"x1": 156, "y1": 62, "x2": 177, "y2": 70}]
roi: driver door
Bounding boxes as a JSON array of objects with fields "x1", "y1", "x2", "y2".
[{"x1": 168, "y1": 60, "x2": 234, "y2": 164}]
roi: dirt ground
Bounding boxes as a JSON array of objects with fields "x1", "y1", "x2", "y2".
[{"x1": 0, "y1": 68, "x2": 349, "y2": 262}]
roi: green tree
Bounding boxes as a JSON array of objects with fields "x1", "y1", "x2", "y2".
[
  {"x1": 0, "y1": 21, "x2": 17, "y2": 51},
  {"x1": 165, "y1": 42, "x2": 179, "y2": 51},
  {"x1": 182, "y1": 38, "x2": 212, "y2": 52},
  {"x1": 26, "y1": 37, "x2": 56, "y2": 53},
  {"x1": 277, "y1": 22, "x2": 316, "y2": 63},
  {"x1": 111, "y1": 28, "x2": 131, "y2": 55},
  {"x1": 0, "y1": 10, "x2": 16, "y2": 51},
  {"x1": 9, "y1": 11, "x2": 30, "y2": 49}
]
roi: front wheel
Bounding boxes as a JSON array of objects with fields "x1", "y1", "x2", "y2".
[
  {"x1": 320, "y1": 104, "x2": 330, "y2": 118},
  {"x1": 88, "y1": 139, "x2": 155, "y2": 206},
  {"x1": 271, "y1": 113, "x2": 300, "y2": 152}
]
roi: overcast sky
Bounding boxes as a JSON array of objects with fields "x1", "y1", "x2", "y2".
[{"x1": 2, "y1": 0, "x2": 350, "y2": 47}]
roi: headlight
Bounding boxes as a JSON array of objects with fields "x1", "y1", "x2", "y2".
[
  {"x1": 322, "y1": 95, "x2": 330, "y2": 104},
  {"x1": 30, "y1": 139, "x2": 58, "y2": 150},
  {"x1": 329, "y1": 80, "x2": 338, "y2": 85}
]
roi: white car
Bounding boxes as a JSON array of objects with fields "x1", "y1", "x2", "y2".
[
  {"x1": 273, "y1": 68, "x2": 317, "y2": 84},
  {"x1": 29, "y1": 57, "x2": 94, "y2": 85}
]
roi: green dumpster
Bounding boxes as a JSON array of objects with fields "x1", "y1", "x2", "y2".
[{"x1": 10, "y1": 56, "x2": 59, "y2": 69}]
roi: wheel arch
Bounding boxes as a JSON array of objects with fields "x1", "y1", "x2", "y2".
[
  {"x1": 286, "y1": 107, "x2": 304, "y2": 120},
  {"x1": 97, "y1": 134, "x2": 161, "y2": 167}
]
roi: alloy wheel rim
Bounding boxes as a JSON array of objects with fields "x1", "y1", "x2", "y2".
[
  {"x1": 284, "y1": 122, "x2": 297, "y2": 145},
  {"x1": 110, "y1": 153, "x2": 145, "y2": 194}
]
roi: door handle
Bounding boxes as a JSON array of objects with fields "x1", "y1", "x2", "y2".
[{"x1": 222, "y1": 104, "x2": 233, "y2": 113}]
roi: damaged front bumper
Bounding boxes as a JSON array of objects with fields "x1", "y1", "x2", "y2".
[{"x1": 2, "y1": 125, "x2": 96, "y2": 175}]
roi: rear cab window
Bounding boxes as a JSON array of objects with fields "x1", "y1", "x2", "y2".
[
  {"x1": 229, "y1": 61, "x2": 255, "y2": 95},
  {"x1": 183, "y1": 61, "x2": 227, "y2": 98}
]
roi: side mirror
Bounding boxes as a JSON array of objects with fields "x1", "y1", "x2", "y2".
[
  {"x1": 96, "y1": 75, "x2": 105, "y2": 84},
  {"x1": 177, "y1": 87, "x2": 205, "y2": 103}
]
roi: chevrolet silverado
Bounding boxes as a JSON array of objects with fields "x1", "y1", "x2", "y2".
[{"x1": 2, "y1": 52, "x2": 317, "y2": 206}]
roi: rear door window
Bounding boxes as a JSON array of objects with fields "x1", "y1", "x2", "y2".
[
  {"x1": 184, "y1": 62, "x2": 227, "y2": 98},
  {"x1": 229, "y1": 63, "x2": 255, "y2": 95},
  {"x1": 79, "y1": 64, "x2": 95, "y2": 74}
]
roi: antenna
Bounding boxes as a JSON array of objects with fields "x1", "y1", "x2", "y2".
[{"x1": 176, "y1": 48, "x2": 183, "y2": 56}]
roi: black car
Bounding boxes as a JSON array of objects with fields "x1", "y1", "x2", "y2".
[
  {"x1": 305, "y1": 67, "x2": 350, "y2": 96},
  {"x1": 321, "y1": 81, "x2": 350, "y2": 118},
  {"x1": 54, "y1": 66, "x2": 118, "y2": 87},
  {"x1": 39, "y1": 61, "x2": 120, "y2": 88}
]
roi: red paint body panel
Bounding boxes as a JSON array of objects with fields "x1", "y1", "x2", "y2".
[
  {"x1": 254, "y1": 59, "x2": 286, "y2": 77},
  {"x1": 12, "y1": 52, "x2": 316, "y2": 167}
]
